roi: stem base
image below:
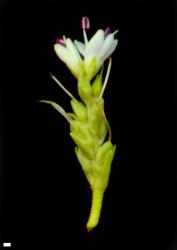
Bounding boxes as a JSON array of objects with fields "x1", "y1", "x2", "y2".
[{"x1": 86, "y1": 188, "x2": 104, "y2": 232}]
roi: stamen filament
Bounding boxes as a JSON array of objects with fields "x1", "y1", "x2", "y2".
[
  {"x1": 99, "y1": 57, "x2": 112, "y2": 98},
  {"x1": 81, "y1": 16, "x2": 90, "y2": 45},
  {"x1": 39, "y1": 100, "x2": 71, "y2": 123},
  {"x1": 102, "y1": 109, "x2": 112, "y2": 142},
  {"x1": 83, "y1": 29, "x2": 88, "y2": 45},
  {"x1": 50, "y1": 73, "x2": 76, "y2": 100}
]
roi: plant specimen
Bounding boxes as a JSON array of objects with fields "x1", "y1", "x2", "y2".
[{"x1": 40, "y1": 16, "x2": 118, "y2": 231}]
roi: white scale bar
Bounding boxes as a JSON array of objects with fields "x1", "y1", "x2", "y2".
[{"x1": 3, "y1": 243, "x2": 11, "y2": 247}]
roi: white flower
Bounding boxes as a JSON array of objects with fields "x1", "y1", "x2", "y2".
[
  {"x1": 54, "y1": 17, "x2": 118, "y2": 79},
  {"x1": 54, "y1": 37, "x2": 83, "y2": 78}
]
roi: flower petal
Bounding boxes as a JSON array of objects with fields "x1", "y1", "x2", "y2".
[
  {"x1": 74, "y1": 40, "x2": 85, "y2": 56},
  {"x1": 66, "y1": 55, "x2": 81, "y2": 76},
  {"x1": 54, "y1": 44, "x2": 81, "y2": 77},
  {"x1": 54, "y1": 44, "x2": 69, "y2": 64},
  {"x1": 99, "y1": 35, "x2": 118, "y2": 62},
  {"x1": 98, "y1": 34, "x2": 113, "y2": 61},
  {"x1": 103, "y1": 39, "x2": 118, "y2": 61},
  {"x1": 85, "y1": 29, "x2": 104, "y2": 57},
  {"x1": 84, "y1": 55, "x2": 101, "y2": 79},
  {"x1": 65, "y1": 38, "x2": 82, "y2": 62}
]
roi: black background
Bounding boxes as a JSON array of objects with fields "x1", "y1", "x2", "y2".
[{"x1": 1, "y1": 0, "x2": 177, "y2": 249}]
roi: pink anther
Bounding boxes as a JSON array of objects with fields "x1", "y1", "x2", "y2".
[{"x1": 81, "y1": 16, "x2": 90, "y2": 29}]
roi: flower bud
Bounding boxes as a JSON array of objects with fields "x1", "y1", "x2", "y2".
[
  {"x1": 87, "y1": 104, "x2": 102, "y2": 136},
  {"x1": 75, "y1": 147, "x2": 93, "y2": 185},
  {"x1": 92, "y1": 142, "x2": 116, "y2": 189},
  {"x1": 92, "y1": 74, "x2": 102, "y2": 97},
  {"x1": 70, "y1": 121, "x2": 91, "y2": 142},
  {"x1": 71, "y1": 99, "x2": 87, "y2": 122},
  {"x1": 78, "y1": 76, "x2": 93, "y2": 105},
  {"x1": 70, "y1": 132, "x2": 94, "y2": 159},
  {"x1": 97, "y1": 121, "x2": 107, "y2": 144}
]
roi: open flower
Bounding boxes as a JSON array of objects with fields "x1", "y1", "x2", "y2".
[
  {"x1": 54, "y1": 16, "x2": 118, "y2": 79},
  {"x1": 54, "y1": 37, "x2": 83, "y2": 78}
]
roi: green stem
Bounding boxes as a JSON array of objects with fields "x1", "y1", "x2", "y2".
[{"x1": 86, "y1": 188, "x2": 104, "y2": 232}]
